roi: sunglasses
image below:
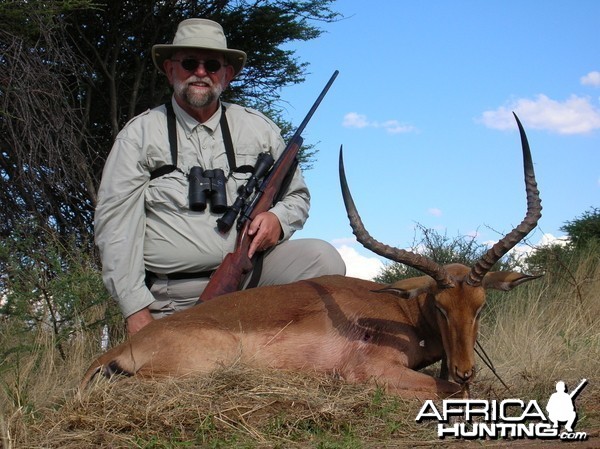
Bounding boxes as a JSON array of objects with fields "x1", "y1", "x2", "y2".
[{"x1": 171, "y1": 58, "x2": 225, "y2": 74}]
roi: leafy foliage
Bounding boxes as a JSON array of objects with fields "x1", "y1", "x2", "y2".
[
  {"x1": 524, "y1": 206, "x2": 599, "y2": 275},
  {"x1": 0, "y1": 15, "x2": 97, "y2": 243},
  {"x1": 374, "y1": 224, "x2": 518, "y2": 284},
  {"x1": 560, "y1": 206, "x2": 600, "y2": 248},
  {"x1": 0, "y1": 223, "x2": 121, "y2": 359},
  {"x1": 1, "y1": 0, "x2": 340, "y2": 242}
]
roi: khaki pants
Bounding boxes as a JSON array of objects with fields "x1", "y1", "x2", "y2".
[{"x1": 148, "y1": 238, "x2": 345, "y2": 318}]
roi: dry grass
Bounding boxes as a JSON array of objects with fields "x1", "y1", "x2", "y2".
[
  {"x1": 5, "y1": 366, "x2": 436, "y2": 448},
  {"x1": 479, "y1": 245, "x2": 600, "y2": 398},
  {"x1": 1, "y1": 247, "x2": 599, "y2": 448},
  {"x1": 473, "y1": 244, "x2": 600, "y2": 440}
]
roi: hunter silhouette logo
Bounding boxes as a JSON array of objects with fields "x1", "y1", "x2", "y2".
[
  {"x1": 546, "y1": 379, "x2": 587, "y2": 433},
  {"x1": 416, "y1": 379, "x2": 590, "y2": 441}
]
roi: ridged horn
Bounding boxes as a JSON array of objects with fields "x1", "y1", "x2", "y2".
[
  {"x1": 466, "y1": 113, "x2": 542, "y2": 286},
  {"x1": 339, "y1": 146, "x2": 455, "y2": 289}
]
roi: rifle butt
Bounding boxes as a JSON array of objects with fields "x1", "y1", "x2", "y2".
[{"x1": 197, "y1": 251, "x2": 253, "y2": 303}]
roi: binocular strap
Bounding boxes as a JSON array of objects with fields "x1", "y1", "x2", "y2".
[{"x1": 150, "y1": 101, "x2": 179, "y2": 180}]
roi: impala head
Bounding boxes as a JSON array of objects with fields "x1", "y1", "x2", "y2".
[{"x1": 339, "y1": 113, "x2": 542, "y2": 386}]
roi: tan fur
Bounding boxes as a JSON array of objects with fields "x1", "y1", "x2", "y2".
[{"x1": 80, "y1": 266, "x2": 539, "y2": 399}]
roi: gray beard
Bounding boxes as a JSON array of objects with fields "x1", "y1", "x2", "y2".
[{"x1": 174, "y1": 78, "x2": 224, "y2": 109}]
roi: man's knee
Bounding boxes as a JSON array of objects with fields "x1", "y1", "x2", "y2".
[
  {"x1": 302, "y1": 239, "x2": 346, "y2": 276},
  {"x1": 258, "y1": 238, "x2": 345, "y2": 286},
  {"x1": 279, "y1": 238, "x2": 345, "y2": 279}
]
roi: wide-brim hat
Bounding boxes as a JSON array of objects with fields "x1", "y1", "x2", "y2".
[{"x1": 152, "y1": 18, "x2": 247, "y2": 77}]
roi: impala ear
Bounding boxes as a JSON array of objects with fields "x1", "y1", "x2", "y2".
[
  {"x1": 482, "y1": 271, "x2": 543, "y2": 291},
  {"x1": 373, "y1": 276, "x2": 437, "y2": 299}
]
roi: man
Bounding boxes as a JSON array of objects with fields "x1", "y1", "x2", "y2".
[
  {"x1": 95, "y1": 18, "x2": 345, "y2": 335},
  {"x1": 546, "y1": 381, "x2": 578, "y2": 432}
]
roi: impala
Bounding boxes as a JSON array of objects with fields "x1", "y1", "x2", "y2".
[{"x1": 81, "y1": 114, "x2": 542, "y2": 398}]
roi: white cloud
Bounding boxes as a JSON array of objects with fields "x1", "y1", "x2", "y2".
[
  {"x1": 479, "y1": 94, "x2": 600, "y2": 134},
  {"x1": 581, "y1": 71, "x2": 600, "y2": 87},
  {"x1": 428, "y1": 207, "x2": 443, "y2": 217},
  {"x1": 342, "y1": 112, "x2": 370, "y2": 129},
  {"x1": 380, "y1": 119, "x2": 415, "y2": 134},
  {"x1": 343, "y1": 112, "x2": 415, "y2": 134},
  {"x1": 536, "y1": 233, "x2": 570, "y2": 249},
  {"x1": 335, "y1": 244, "x2": 384, "y2": 280}
]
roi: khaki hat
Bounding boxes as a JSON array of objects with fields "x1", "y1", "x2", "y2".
[{"x1": 152, "y1": 18, "x2": 247, "y2": 76}]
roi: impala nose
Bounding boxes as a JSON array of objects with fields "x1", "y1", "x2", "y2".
[{"x1": 455, "y1": 367, "x2": 474, "y2": 384}]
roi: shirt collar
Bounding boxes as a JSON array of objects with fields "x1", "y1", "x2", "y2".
[{"x1": 171, "y1": 97, "x2": 223, "y2": 138}]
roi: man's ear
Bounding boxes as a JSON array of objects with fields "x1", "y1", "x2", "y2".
[
  {"x1": 223, "y1": 64, "x2": 235, "y2": 87},
  {"x1": 163, "y1": 60, "x2": 175, "y2": 85}
]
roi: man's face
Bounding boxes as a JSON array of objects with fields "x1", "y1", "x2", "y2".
[{"x1": 164, "y1": 50, "x2": 235, "y2": 111}]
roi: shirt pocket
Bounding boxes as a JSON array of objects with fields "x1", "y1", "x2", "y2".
[
  {"x1": 145, "y1": 171, "x2": 189, "y2": 211},
  {"x1": 228, "y1": 145, "x2": 270, "y2": 182}
]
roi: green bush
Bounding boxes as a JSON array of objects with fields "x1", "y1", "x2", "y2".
[
  {"x1": 0, "y1": 223, "x2": 122, "y2": 360},
  {"x1": 374, "y1": 224, "x2": 520, "y2": 284}
]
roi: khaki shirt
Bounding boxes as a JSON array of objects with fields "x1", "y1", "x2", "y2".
[{"x1": 95, "y1": 99, "x2": 310, "y2": 317}]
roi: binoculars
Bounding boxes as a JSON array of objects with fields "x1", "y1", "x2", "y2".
[{"x1": 188, "y1": 166, "x2": 227, "y2": 213}]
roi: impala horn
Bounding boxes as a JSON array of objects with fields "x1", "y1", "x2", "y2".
[
  {"x1": 466, "y1": 113, "x2": 542, "y2": 286},
  {"x1": 339, "y1": 146, "x2": 455, "y2": 289}
]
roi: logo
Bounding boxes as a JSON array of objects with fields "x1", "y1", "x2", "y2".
[{"x1": 416, "y1": 379, "x2": 589, "y2": 441}]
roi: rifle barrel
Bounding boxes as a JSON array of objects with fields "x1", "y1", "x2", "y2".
[
  {"x1": 569, "y1": 378, "x2": 588, "y2": 399},
  {"x1": 293, "y1": 70, "x2": 339, "y2": 139},
  {"x1": 198, "y1": 71, "x2": 339, "y2": 302},
  {"x1": 237, "y1": 71, "x2": 339, "y2": 228}
]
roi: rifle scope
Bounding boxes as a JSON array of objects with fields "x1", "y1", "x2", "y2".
[{"x1": 217, "y1": 152, "x2": 274, "y2": 232}]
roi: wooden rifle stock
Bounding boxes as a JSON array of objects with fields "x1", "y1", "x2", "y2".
[{"x1": 198, "y1": 71, "x2": 339, "y2": 302}]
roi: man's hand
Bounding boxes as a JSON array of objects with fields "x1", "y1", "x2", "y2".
[
  {"x1": 126, "y1": 308, "x2": 154, "y2": 336},
  {"x1": 247, "y1": 211, "x2": 283, "y2": 258}
]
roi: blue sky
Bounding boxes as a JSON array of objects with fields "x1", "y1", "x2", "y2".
[{"x1": 277, "y1": 1, "x2": 600, "y2": 279}]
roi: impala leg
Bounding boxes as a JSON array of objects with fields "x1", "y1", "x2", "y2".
[
  {"x1": 349, "y1": 366, "x2": 462, "y2": 399},
  {"x1": 385, "y1": 367, "x2": 462, "y2": 399},
  {"x1": 341, "y1": 351, "x2": 462, "y2": 400},
  {"x1": 439, "y1": 355, "x2": 449, "y2": 380}
]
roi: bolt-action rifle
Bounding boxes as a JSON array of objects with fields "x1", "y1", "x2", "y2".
[{"x1": 197, "y1": 70, "x2": 339, "y2": 303}]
